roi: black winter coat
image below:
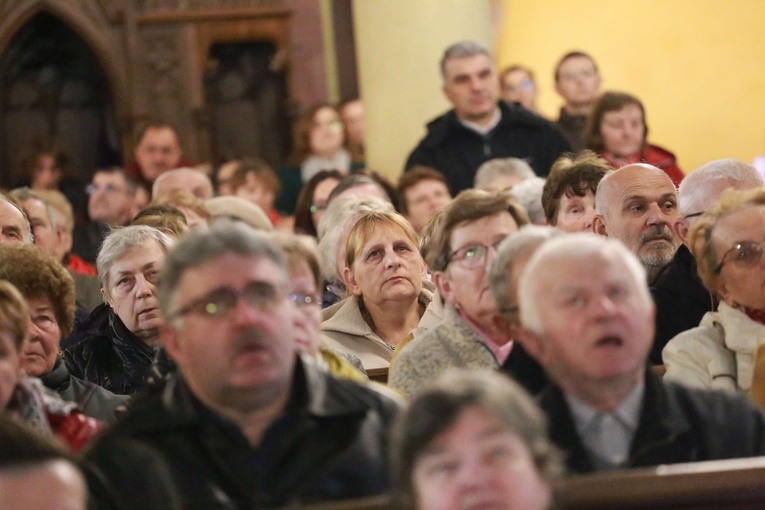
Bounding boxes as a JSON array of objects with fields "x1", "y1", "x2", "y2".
[
  {"x1": 540, "y1": 370, "x2": 765, "y2": 474},
  {"x1": 404, "y1": 100, "x2": 571, "y2": 195},
  {"x1": 62, "y1": 303, "x2": 157, "y2": 395},
  {"x1": 84, "y1": 358, "x2": 401, "y2": 509}
]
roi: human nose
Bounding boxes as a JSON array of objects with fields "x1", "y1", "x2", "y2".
[
  {"x1": 134, "y1": 274, "x2": 155, "y2": 298},
  {"x1": 456, "y1": 457, "x2": 493, "y2": 490},
  {"x1": 645, "y1": 202, "x2": 669, "y2": 226},
  {"x1": 583, "y1": 207, "x2": 596, "y2": 231},
  {"x1": 384, "y1": 248, "x2": 402, "y2": 268}
]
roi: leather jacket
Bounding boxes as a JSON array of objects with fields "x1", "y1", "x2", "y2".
[
  {"x1": 84, "y1": 357, "x2": 401, "y2": 509},
  {"x1": 62, "y1": 303, "x2": 157, "y2": 395}
]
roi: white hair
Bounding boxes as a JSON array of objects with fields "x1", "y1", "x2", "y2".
[
  {"x1": 317, "y1": 196, "x2": 394, "y2": 282},
  {"x1": 678, "y1": 159, "x2": 763, "y2": 216},
  {"x1": 509, "y1": 177, "x2": 546, "y2": 225},
  {"x1": 475, "y1": 158, "x2": 535, "y2": 190},
  {"x1": 518, "y1": 233, "x2": 650, "y2": 335}
]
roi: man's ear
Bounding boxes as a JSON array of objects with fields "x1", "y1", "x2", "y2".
[
  {"x1": 343, "y1": 266, "x2": 362, "y2": 296},
  {"x1": 673, "y1": 217, "x2": 690, "y2": 245},
  {"x1": 516, "y1": 327, "x2": 546, "y2": 364},
  {"x1": 432, "y1": 271, "x2": 452, "y2": 303},
  {"x1": 593, "y1": 214, "x2": 608, "y2": 236},
  {"x1": 160, "y1": 323, "x2": 183, "y2": 366}
]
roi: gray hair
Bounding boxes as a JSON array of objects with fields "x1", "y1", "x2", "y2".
[
  {"x1": 440, "y1": 40, "x2": 492, "y2": 80},
  {"x1": 10, "y1": 187, "x2": 57, "y2": 232},
  {"x1": 488, "y1": 226, "x2": 560, "y2": 319},
  {"x1": 1, "y1": 194, "x2": 33, "y2": 244},
  {"x1": 317, "y1": 196, "x2": 394, "y2": 283},
  {"x1": 158, "y1": 219, "x2": 287, "y2": 321},
  {"x1": 474, "y1": 158, "x2": 535, "y2": 190},
  {"x1": 509, "y1": 177, "x2": 547, "y2": 225},
  {"x1": 678, "y1": 159, "x2": 763, "y2": 217},
  {"x1": 518, "y1": 233, "x2": 650, "y2": 335},
  {"x1": 97, "y1": 225, "x2": 174, "y2": 292}
]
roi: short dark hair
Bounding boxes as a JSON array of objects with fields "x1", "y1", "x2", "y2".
[
  {"x1": 398, "y1": 166, "x2": 449, "y2": 215},
  {"x1": 230, "y1": 158, "x2": 280, "y2": 195},
  {"x1": 542, "y1": 151, "x2": 610, "y2": 225},
  {"x1": 390, "y1": 369, "x2": 562, "y2": 509},
  {"x1": 585, "y1": 91, "x2": 647, "y2": 154},
  {"x1": 93, "y1": 166, "x2": 138, "y2": 195},
  {"x1": 133, "y1": 122, "x2": 180, "y2": 147},
  {"x1": 554, "y1": 51, "x2": 598, "y2": 82},
  {"x1": 293, "y1": 170, "x2": 344, "y2": 237}
]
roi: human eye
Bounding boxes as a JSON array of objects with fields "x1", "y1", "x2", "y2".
[
  {"x1": 395, "y1": 242, "x2": 413, "y2": 253},
  {"x1": 607, "y1": 285, "x2": 629, "y2": 301},
  {"x1": 563, "y1": 293, "x2": 585, "y2": 308},
  {"x1": 626, "y1": 201, "x2": 645, "y2": 213},
  {"x1": 661, "y1": 200, "x2": 677, "y2": 211},
  {"x1": 365, "y1": 247, "x2": 383, "y2": 261},
  {"x1": 146, "y1": 269, "x2": 160, "y2": 282},
  {"x1": 117, "y1": 276, "x2": 133, "y2": 287},
  {"x1": 735, "y1": 243, "x2": 759, "y2": 262},
  {"x1": 5, "y1": 230, "x2": 20, "y2": 240}
]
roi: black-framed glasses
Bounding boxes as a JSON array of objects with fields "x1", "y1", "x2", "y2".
[
  {"x1": 684, "y1": 211, "x2": 704, "y2": 219},
  {"x1": 169, "y1": 281, "x2": 286, "y2": 320},
  {"x1": 714, "y1": 241, "x2": 765, "y2": 274},
  {"x1": 448, "y1": 240, "x2": 503, "y2": 269}
]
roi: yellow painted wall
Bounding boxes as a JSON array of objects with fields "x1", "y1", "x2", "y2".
[
  {"x1": 352, "y1": 0, "x2": 492, "y2": 179},
  {"x1": 496, "y1": 0, "x2": 765, "y2": 173}
]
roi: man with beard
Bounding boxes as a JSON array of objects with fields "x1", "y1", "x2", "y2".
[
  {"x1": 83, "y1": 220, "x2": 400, "y2": 509},
  {"x1": 593, "y1": 164, "x2": 681, "y2": 284},
  {"x1": 404, "y1": 41, "x2": 569, "y2": 195}
]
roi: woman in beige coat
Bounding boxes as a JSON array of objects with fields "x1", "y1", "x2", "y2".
[{"x1": 321, "y1": 211, "x2": 431, "y2": 372}]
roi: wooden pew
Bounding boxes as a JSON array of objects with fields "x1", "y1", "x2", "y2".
[{"x1": 558, "y1": 456, "x2": 765, "y2": 510}]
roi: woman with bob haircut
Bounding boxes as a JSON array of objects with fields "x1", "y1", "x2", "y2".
[
  {"x1": 321, "y1": 211, "x2": 431, "y2": 372},
  {"x1": 664, "y1": 187, "x2": 765, "y2": 394},
  {"x1": 391, "y1": 369, "x2": 562, "y2": 510},
  {"x1": 585, "y1": 91, "x2": 684, "y2": 186}
]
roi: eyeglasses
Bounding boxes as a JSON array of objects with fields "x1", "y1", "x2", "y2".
[
  {"x1": 714, "y1": 241, "x2": 765, "y2": 274},
  {"x1": 684, "y1": 211, "x2": 704, "y2": 219},
  {"x1": 290, "y1": 292, "x2": 320, "y2": 308},
  {"x1": 169, "y1": 281, "x2": 286, "y2": 320},
  {"x1": 448, "y1": 240, "x2": 503, "y2": 269},
  {"x1": 309, "y1": 203, "x2": 327, "y2": 215},
  {"x1": 504, "y1": 79, "x2": 534, "y2": 92},
  {"x1": 86, "y1": 184, "x2": 124, "y2": 195}
]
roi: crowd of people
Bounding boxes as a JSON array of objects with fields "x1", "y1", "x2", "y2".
[{"x1": 2, "y1": 39, "x2": 765, "y2": 510}]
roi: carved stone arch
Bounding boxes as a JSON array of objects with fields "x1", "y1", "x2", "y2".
[{"x1": 0, "y1": 0, "x2": 128, "y2": 139}]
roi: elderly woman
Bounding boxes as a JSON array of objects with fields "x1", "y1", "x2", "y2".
[
  {"x1": 389, "y1": 190, "x2": 531, "y2": 397},
  {"x1": 62, "y1": 225, "x2": 174, "y2": 395},
  {"x1": 317, "y1": 195, "x2": 394, "y2": 307},
  {"x1": 0, "y1": 281, "x2": 101, "y2": 451},
  {"x1": 391, "y1": 369, "x2": 562, "y2": 510},
  {"x1": 0, "y1": 245, "x2": 127, "y2": 421},
  {"x1": 585, "y1": 91, "x2": 684, "y2": 186},
  {"x1": 321, "y1": 211, "x2": 431, "y2": 372},
  {"x1": 664, "y1": 188, "x2": 765, "y2": 394}
]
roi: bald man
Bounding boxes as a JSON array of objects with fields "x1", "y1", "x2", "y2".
[{"x1": 593, "y1": 164, "x2": 681, "y2": 284}]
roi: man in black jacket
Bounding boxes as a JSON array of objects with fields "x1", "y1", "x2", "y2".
[
  {"x1": 650, "y1": 158, "x2": 763, "y2": 363},
  {"x1": 84, "y1": 220, "x2": 400, "y2": 509},
  {"x1": 517, "y1": 233, "x2": 765, "y2": 474},
  {"x1": 404, "y1": 41, "x2": 570, "y2": 195}
]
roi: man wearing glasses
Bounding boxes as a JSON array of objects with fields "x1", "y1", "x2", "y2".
[
  {"x1": 650, "y1": 159, "x2": 763, "y2": 363},
  {"x1": 72, "y1": 167, "x2": 137, "y2": 264},
  {"x1": 84, "y1": 220, "x2": 399, "y2": 509},
  {"x1": 554, "y1": 51, "x2": 602, "y2": 151}
]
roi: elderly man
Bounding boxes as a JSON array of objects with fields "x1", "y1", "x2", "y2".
[
  {"x1": 553, "y1": 51, "x2": 601, "y2": 151},
  {"x1": 84, "y1": 220, "x2": 399, "y2": 509},
  {"x1": 650, "y1": 159, "x2": 763, "y2": 362},
  {"x1": 72, "y1": 167, "x2": 137, "y2": 264},
  {"x1": 127, "y1": 123, "x2": 192, "y2": 186},
  {"x1": 404, "y1": 41, "x2": 569, "y2": 195},
  {"x1": 594, "y1": 163, "x2": 681, "y2": 284},
  {"x1": 0, "y1": 194, "x2": 32, "y2": 245},
  {"x1": 518, "y1": 233, "x2": 765, "y2": 473},
  {"x1": 152, "y1": 167, "x2": 214, "y2": 202}
]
